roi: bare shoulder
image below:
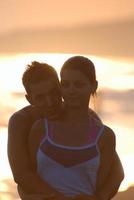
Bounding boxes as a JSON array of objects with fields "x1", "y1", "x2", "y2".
[
  {"x1": 8, "y1": 107, "x2": 34, "y2": 147},
  {"x1": 8, "y1": 110, "x2": 26, "y2": 127},
  {"x1": 103, "y1": 125, "x2": 116, "y2": 141},
  {"x1": 99, "y1": 125, "x2": 116, "y2": 152},
  {"x1": 8, "y1": 106, "x2": 33, "y2": 135}
]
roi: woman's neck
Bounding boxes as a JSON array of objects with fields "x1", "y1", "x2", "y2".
[{"x1": 64, "y1": 106, "x2": 89, "y2": 122}]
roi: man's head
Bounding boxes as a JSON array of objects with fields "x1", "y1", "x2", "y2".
[{"x1": 22, "y1": 61, "x2": 62, "y2": 119}]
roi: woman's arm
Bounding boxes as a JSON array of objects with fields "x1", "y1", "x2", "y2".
[
  {"x1": 95, "y1": 126, "x2": 124, "y2": 200},
  {"x1": 97, "y1": 152, "x2": 124, "y2": 200}
]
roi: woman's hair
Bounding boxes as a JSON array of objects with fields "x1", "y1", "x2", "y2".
[
  {"x1": 60, "y1": 55, "x2": 97, "y2": 94},
  {"x1": 22, "y1": 61, "x2": 59, "y2": 94}
]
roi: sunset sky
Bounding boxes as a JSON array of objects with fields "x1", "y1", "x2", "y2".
[
  {"x1": 1, "y1": 0, "x2": 134, "y2": 33},
  {"x1": 0, "y1": 53, "x2": 134, "y2": 93},
  {"x1": 0, "y1": 1, "x2": 134, "y2": 58}
]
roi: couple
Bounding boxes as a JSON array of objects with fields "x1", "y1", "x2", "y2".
[{"x1": 8, "y1": 56, "x2": 124, "y2": 200}]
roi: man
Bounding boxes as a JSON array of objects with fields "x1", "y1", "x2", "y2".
[
  {"x1": 8, "y1": 61, "x2": 65, "y2": 200},
  {"x1": 8, "y1": 61, "x2": 124, "y2": 200}
]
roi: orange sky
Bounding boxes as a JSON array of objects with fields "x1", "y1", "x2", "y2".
[
  {"x1": 1, "y1": 0, "x2": 134, "y2": 34},
  {"x1": 0, "y1": 1, "x2": 133, "y2": 58}
]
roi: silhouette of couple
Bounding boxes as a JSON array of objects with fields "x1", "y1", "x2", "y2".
[{"x1": 8, "y1": 56, "x2": 124, "y2": 200}]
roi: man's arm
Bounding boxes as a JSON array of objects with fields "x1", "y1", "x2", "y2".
[
  {"x1": 96, "y1": 127, "x2": 124, "y2": 200},
  {"x1": 8, "y1": 112, "x2": 56, "y2": 195}
]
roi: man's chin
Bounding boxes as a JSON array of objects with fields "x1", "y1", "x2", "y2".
[{"x1": 37, "y1": 108, "x2": 57, "y2": 119}]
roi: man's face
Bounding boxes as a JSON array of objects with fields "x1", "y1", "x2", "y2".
[{"x1": 26, "y1": 79, "x2": 62, "y2": 119}]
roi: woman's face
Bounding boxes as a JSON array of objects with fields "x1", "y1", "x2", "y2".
[{"x1": 61, "y1": 69, "x2": 93, "y2": 108}]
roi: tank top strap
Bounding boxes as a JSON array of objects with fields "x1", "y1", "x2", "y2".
[
  {"x1": 39, "y1": 118, "x2": 49, "y2": 146},
  {"x1": 95, "y1": 125, "x2": 105, "y2": 144},
  {"x1": 44, "y1": 118, "x2": 49, "y2": 137}
]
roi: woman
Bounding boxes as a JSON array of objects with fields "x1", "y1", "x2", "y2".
[{"x1": 28, "y1": 56, "x2": 123, "y2": 200}]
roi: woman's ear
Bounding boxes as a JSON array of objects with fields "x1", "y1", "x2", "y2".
[
  {"x1": 91, "y1": 80, "x2": 98, "y2": 94},
  {"x1": 95, "y1": 80, "x2": 98, "y2": 91}
]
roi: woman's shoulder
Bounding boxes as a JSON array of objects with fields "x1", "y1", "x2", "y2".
[
  {"x1": 103, "y1": 125, "x2": 116, "y2": 139},
  {"x1": 99, "y1": 124, "x2": 116, "y2": 150}
]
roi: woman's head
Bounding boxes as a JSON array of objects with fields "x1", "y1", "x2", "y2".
[
  {"x1": 60, "y1": 55, "x2": 98, "y2": 94},
  {"x1": 60, "y1": 56, "x2": 98, "y2": 109}
]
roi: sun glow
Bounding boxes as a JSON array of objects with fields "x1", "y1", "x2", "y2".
[
  {"x1": 0, "y1": 53, "x2": 73, "y2": 93},
  {"x1": 0, "y1": 53, "x2": 134, "y2": 93},
  {"x1": 120, "y1": 155, "x2": 134, "y2": 191},
  {"x1": 0, "y1": 128, "x2": 13, "y2": 180}
]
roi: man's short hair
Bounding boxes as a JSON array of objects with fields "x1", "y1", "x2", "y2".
[{"x1": 22, "y1": 61, "x2": 59, "y2": 94}]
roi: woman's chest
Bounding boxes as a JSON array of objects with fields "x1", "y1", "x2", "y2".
[{"x1": 48, "y1": 121, "x2": 92, "y2": 146}]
